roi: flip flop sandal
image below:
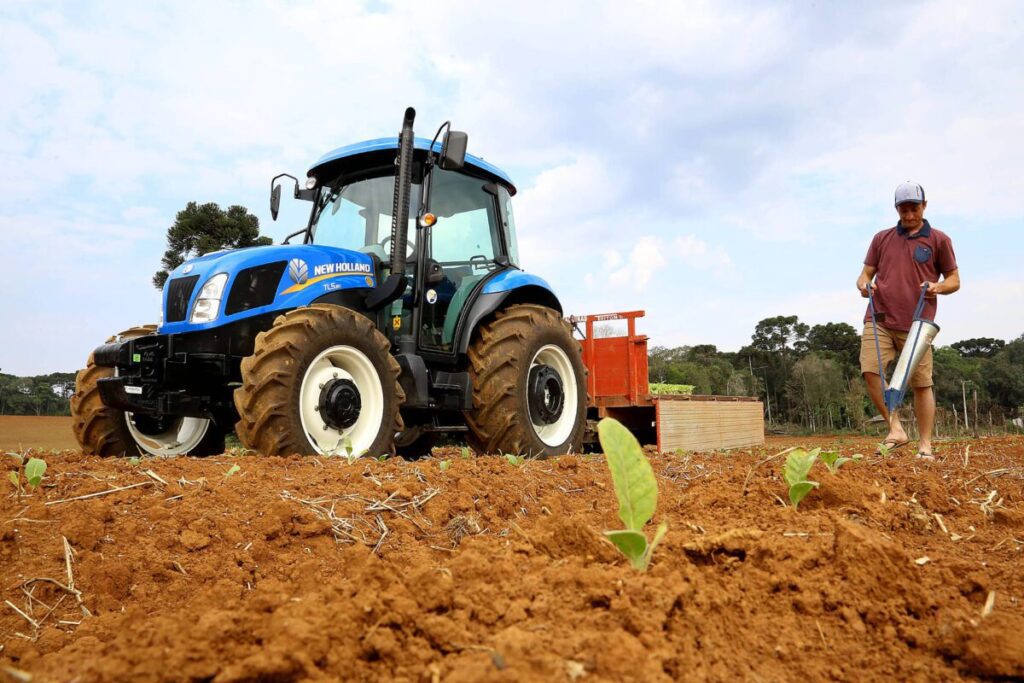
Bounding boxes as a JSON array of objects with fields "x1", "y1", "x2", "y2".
[
  {"x1": 915, "y1": 452, "x2": 936, "y2": 461},
  {"x1": 875, "y1": 439, "x2": 910, "y2": 455}
]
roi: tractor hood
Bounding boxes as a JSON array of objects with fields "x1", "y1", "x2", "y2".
[{"x1": 159, "y1": 244, "x2": 376, "y2": 335}]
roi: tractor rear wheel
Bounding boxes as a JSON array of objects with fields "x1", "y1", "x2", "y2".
[
  {"x1": 465, "y1": 304, "x2": 586, "y2": 457},
  {"x1": 233, "y1": 304, "x2": 405, "y2": 457},
  {"x1": 71, "y1": 326, "x2": 225, "y2": 457}
]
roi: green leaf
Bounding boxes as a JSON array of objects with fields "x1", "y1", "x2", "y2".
[
  {"x1": 128, "y1": 456, "x2": 141, "y2": 467},
  {"x1": 460, "y1": 447, "x2": 470, "y2": 460},
  {"x1": 439, "y1": 460, "x2": 451, "y2": 472},
  {"x1": 24, "y1": 458, "x2": 46, "y2": 489},
  {"x1": 224, "y1": 464, "x2": 240, "y2": 478},
  {"x1": 8, "y1": 471, "x2": 20, "y2": 490},
  {"x1": 819, "y1": 451, "x2": 851, "y2": 474},
  {"x1": 788, "y1": 480, "x2": 819, "y2": 508},
  {"x1": 7, "y1": 452, "x2": 23, "y2": 466},
  {"x1": 604, "y1": 529, "x2": 648, "y2": 569},
  {"x1": 642, "y1": 521, "x2": 670, "y2": 570},
  {"x1": 504, "y1": 453, "x2": 521, "y2": 466},
  {"x1": 783, "y1": 448, "x2": 818, "y2": 487},
  {"x1": 598, "y1": 418, "x2": 657, "y2": 531}
]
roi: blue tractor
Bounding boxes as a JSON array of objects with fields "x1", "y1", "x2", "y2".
[{"x1": 71, "y1": 109, "x2": 587, "y2": 458}]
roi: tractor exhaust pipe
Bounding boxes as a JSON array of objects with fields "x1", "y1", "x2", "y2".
[
  {"x1": 390, "y1": 107, "x2": 416, "y2": 276},
  {"x1": 365, "y1": 107, "x2": 415, "y2": 311}
]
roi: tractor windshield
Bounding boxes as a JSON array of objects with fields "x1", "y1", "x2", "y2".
[{"x1": 311, "y1": 174, "x2": 419, "y2": 259}]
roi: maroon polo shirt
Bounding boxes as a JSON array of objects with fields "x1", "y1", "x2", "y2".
[{"x1": 863, "y1": 219, "x2": 958, "y2": 331}]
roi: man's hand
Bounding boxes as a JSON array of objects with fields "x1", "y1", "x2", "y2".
[
  {"x1": 923, "y1": 270, "x2": 961, "y2": 297},
  {"x1": 857, "y1": 277, "x2": 877, "y2": 298}
]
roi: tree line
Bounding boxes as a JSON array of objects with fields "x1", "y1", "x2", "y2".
[
  {"x1": 648, "y1": 315, "x2": 1024, "y2": 433},
  {"x1": 0, "y1": 372, "x2": 77, "y2": 416},
  {"x1": 4, "y1": 317, "x2": 1022, "y2": 433}
]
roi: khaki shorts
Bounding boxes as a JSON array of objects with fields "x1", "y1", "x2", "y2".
[{"x1": 860, "y1": 323, "x2": 933, "y2": 389}]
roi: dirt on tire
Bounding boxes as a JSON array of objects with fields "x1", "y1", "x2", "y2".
[
  {"x1": 465, "y1": 304, "x2": 587, "y2": 457},
  {"x1": 233, "y1": 304, "x2": 405, "y2": 457},
  {"x1": 2, "y1": 435, "x2": 1023, "y2": 681}
]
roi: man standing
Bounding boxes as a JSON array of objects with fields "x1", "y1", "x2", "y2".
[{"x1": 856, "y1": 182, "x2": 960, "y2": 459}]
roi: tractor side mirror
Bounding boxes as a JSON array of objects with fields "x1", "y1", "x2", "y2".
[
  {"x1": 270, "y1": 183, "x2": 282, "y2": 221},
  {"x1": 440, "y1": 131, "x2": 468, "y2": 171}
]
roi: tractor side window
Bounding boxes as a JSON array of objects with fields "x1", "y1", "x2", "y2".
[
  {"x1": 420, "y1": 169, "x2": 501, "y2": 351},
  {"x1": 499, "y1": 186, "x2": 520, "y2": 267}
]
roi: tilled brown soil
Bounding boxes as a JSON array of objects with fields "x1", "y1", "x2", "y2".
[{"x1": 2, "y1": 435, "x2": 1023, "y2": 682}]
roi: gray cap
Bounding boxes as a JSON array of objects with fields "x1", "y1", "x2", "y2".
[{"x1": 895, "y1": 182, "x2": 926, "y2": 206}]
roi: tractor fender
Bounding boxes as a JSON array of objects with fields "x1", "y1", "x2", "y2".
[{"x1": 456, "y1": 273, "x2": 562, "y2": 355}]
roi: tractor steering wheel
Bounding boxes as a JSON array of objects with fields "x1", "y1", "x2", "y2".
[{"x1": 380, "y1": 235, "x2": 416, "y2": 259}]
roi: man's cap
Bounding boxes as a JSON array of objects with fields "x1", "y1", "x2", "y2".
[{"x1": 895, "y1": 181, "x2": 926, "y2": 206}]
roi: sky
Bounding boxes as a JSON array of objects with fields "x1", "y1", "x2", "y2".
[{"x1": 1, "y1": 0, "x2": 1022, "y2": 376}]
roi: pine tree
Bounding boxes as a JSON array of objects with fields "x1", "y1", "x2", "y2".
[{"x1": 153, "y1": 203, "x2": 272, "y2": 289}]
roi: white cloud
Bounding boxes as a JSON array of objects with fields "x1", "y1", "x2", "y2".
[
  {"x1": 674, "y1": 235, "x2": 734, "y2": 275},
  {"x1": 607, "y1": 236, "x2": 668, "y2": 292}
]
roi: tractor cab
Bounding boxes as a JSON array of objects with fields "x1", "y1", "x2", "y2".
[{"x1": 282, "y1": 136, "x2": 522, "y2": 354}]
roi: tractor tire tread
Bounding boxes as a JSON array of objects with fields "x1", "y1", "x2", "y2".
[{"x1": 464, "y1": 304, "x2": 586, "y2": 457}]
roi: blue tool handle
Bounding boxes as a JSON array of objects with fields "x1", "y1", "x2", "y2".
[
  {"x1": 913, "y1": 283, "x2": 929, "y2": 320},
  {"x1": 867, "y1": 282, "x2": 887, "y2": 392}
]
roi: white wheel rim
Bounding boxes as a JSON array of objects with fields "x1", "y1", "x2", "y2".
[
  {"x1": 529, "y1": 344, "x2": 579, "y2": 447},
  {"x1": 299, "y1": 345, "x2": 384, "y2": 457},
  {"x1": 125, "y1": 414, "x2": 211, "y2": 457}
]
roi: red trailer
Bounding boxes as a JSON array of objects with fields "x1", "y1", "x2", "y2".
[{"x1": 570, "y1": 311, "x2": 764, "y2": 452}]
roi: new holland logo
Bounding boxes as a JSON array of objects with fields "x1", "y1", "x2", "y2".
[{"x1": 288, "y1": 258, "x2": 308, "y2": 284}]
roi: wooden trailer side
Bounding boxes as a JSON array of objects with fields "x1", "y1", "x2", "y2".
[{"x1": 655, "y1": 395, "x2": 764, "y2": 452}]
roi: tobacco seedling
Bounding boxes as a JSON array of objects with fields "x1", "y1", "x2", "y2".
[
  {"x1": 460, "y1": 447, "x2": 471, "y2": 460},
  {"x1": 598, "y1": 417, "x2": 668, "y2": 571},
  {"x1": 439, "y1": 460, "x2": 451, "y2": 472},
  {"x1": 326, "y1": 437, "x2": 363, "y2": 464},
  {"x1": 221, "y1": 464, "x2": 241, "y2": 483},
  {"x1": 783, "y1": 448, "x2": 819, "y2": 509},
  {"x1": 504, "y1": 453, "x2": 524, "y2": 467},
  {"x1": 24, "y1": 458, "x2": 45, "y2": 489},
  {"x1": 7, "y1": 454, "x2": 46, "y2": 494},
  {"x1": 819, "y1": 450, "x2": 852, "y2": 475}
]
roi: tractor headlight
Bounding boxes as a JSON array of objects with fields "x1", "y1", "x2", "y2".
[{"x1": 189, "y1": 273, "x2": 228, "y2": 324}]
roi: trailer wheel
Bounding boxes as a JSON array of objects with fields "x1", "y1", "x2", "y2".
[
  {"x1": 465, "y1": 304, "x2": 586, "y2": 457},
  {"x1": 233, "y1": 304, "x2": 405, "y2": 457},
  {"x1": 394, "y1": 425, "x2": 439, "y2": 458}
]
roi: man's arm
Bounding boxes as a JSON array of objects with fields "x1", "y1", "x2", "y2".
[
  {"x1": 857, "y1": 265, "x2": 878, "y2": 298},
  {"x1": 924, "y1": 269, "x2": 960, "y2": 295}
]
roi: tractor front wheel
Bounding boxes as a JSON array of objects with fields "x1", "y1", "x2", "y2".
[
  {"x1": 71, "y1": 326, "x2": 225, "y2": 457},
  {"x1": 233, "y1": 304, "x2": 405, "y2": 457},
  {"x1": 465, "y1": 305, "x2": 587, "y2": 457}
]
